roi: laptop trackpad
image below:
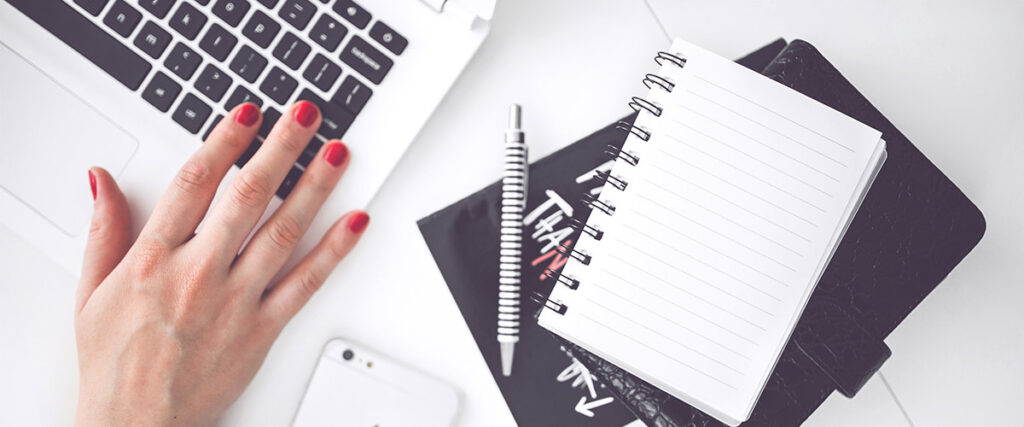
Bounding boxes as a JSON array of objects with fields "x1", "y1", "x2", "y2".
[{"x1": 0, "y1": 44, "x2": 137, "y2": 236}]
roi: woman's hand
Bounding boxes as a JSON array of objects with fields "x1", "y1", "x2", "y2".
[{"x1": 74, "y1": 101, "x2": 369, "y2": 427}]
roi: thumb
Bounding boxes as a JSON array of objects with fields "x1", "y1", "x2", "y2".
[{"x1": 77, "y1": 167, "x2": 132, "y2": 313}]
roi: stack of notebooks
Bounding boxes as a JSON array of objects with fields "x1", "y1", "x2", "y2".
[
  {"x1": 539, "y1": 38, "x2": 886, "y2": 425},
  {"x1": 419, "y1": 39, "x2": 984, "y2": 426}
]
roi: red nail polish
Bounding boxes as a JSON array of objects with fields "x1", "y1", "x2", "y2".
[
  {"x1": 88, "y1": 170, "x2": 97, "y2": 201},
  {"x1": 294, "y1": 101, "x2": 318, "y2": 128},
  {"x1": 348, "y1": 212, "x2": 370, "y2": 233},
  {"x1": 324, "y1": 142, "x2": 348, "y2": 167},
  {"x1": 235, "y1": 103, "x2": 260, "y2": 127}
]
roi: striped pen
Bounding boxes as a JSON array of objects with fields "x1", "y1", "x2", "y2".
[{"x1": 499, "y1": 104, "x2": 528, "y2": 377}]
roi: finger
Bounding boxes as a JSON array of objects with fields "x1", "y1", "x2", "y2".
[
  {"x1": 140, "y1": 103, "x2": 261, "y2": 246},
  {"x1": 198, "y1": 101, "x2": 321, "y2": 257},
  {"x1": 233, "y1": 141, "x2": 349, "y2": 284},
  {"x1": 77, "y1": 167, "x2": 132, "y2": 313},
  {"x1": 260, "y1": 210, "x2": 369, "y2": 326}
]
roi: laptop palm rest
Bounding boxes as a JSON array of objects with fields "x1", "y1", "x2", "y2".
[{"x1": 0, "y1": 43, "x2": 137, "y2": 237}]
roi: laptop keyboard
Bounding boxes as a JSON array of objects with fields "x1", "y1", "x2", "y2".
[{"x1": 9, "y1": 0, "x2": 406, "y2": 198}]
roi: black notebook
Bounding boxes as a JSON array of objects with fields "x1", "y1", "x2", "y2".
[{"x1": 417, "y1": 40, "x2": 788, "y2": 427}]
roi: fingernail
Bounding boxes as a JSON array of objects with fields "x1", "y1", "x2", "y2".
[
  {"x1": 348, "y1": 211, "x2": 370, "y2": 233},
  {"x1": 88, "y1": 169, "x2": 97, "y2": 201},
  {"x1": 324, "y1": 142, "x2": 348, "y2": 167},
  {"x1": 235, "y1": 103, "x2": 260, "y2": 127},
  {"x1": 294, "y1": 101, "x2": 318, "y2": 128}
]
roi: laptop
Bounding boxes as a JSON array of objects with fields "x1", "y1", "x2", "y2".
[{"x1": 0, "y1": 0, "x2": 493, "y2": 274}]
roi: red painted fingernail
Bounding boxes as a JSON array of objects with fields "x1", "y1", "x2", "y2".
[
  {"x1": 235, "y1": 103, "x2": 260, "y2": 127},
  {"x1": 348, "y1": 212, "x2": 370, "y2": 233},
  {"x1": 88, "y1": 169, "x2": 97, "y2": 201},
  {"x1": 294, "y1": 101, "x2": 318, "y2": 128},
  {"x1": 324, "y1": 142, "x2": 348, "y2": 167}
]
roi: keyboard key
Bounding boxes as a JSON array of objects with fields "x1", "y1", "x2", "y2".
[
  {"x1": 228, "y1": 45, "x2": 268, "y2": 83},
  {"x1": 211, "y1": 0, "x2": 250, "y2": 27},
  {"x1": 169, "y1": 2, "x2": 207, "y2": 40},
  {"x1": 241, "y1": 10, "x2": 280, "y2": 49},
  {"x1": 259, "y1": 66, "x2": 298, "y2": 105},
  {"x1": 195, "y1": 64, "x2": 233, "y2": 102},
  {"x1": 296, "y1": 89, "x2": 354, "y2": 139},
  {"x1": 297, "y1": 139, "x2": 323, "y2": 167},
  {"x1": 103, "y1": 1, "x2": 142, "y2": 38},
  {"x1": 134, "y1": 21, "x2": 172, "y2": 59},
  {"x1": 138, "y1": 0, "x2": 175, "y2": 19},
  {"x1": 202, "y1": 114, "x2": 223, "y2": 141},
  {"x1": 339, "y1": 36, "x2": 391, "y2": 84},
  {"x1": 369, "y1": 21, "x2": 407, "y2": 55},
  {"x1": 164, "y1": 42, "x2": 202, "y2": 79},
  {"x1": 199, "y1": 23, "x2": 238, "y2": 62},
  {"x1": 331, "y1": 75, "x2": 371, "y2": 114},
  {"x1": 74, "y1": 0, "x2": 110, "y2": 16},
  {"x1": 302, "y1": 54, "x2": 341, "y2": 92},
  {"x1": 236, "y1": 140, "x2": 262, "y2": 167},
  {"x1": 332, "y1": 0, "x2": 370, "y2": 29},
  {"x1": 256, "y1": 0, "x2": 279, "y2": 8},
  {"x1": 225, "y1": 85, "x2": 263, "y2": 110},
  {"x1": 273, "y1": 32, "x2": 311, "y2": 71},
  {"x1": 259, "y1": 107, "x2": 282, "y2": 137},
  {"x1": 173, "y1": 93, "x2": 213, "y2": 134},
  {"x1": 142, "y1": 71, "x2": 182, "y2": 112},
  {"x1": 309, "y1": 14, "x2": 347, "y2": 51},
  {"x1": 276, "y1": 166, "x2": 303, "y2": 198},
  {"x1": 7, "y1": 0, "x2": 151, "y2": 90},
  {"x1": 278, "y1": 0, "x2": 315, "y2": 31}
]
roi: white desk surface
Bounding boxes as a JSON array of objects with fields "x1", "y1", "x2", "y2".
[{"x1": 1, "y1": 0, "x2": 1020, "y2": 426}]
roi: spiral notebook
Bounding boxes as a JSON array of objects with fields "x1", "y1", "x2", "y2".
[{"x1": 537, "y1": 39, "x2": 887, "y2": 426}]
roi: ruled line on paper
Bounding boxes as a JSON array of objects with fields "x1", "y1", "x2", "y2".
[
  {"x1": 614, "y1": 238, "x2": 777, "y2": 315},
  {"x1": 650, "y1": 142, "x2": 827, "y2": 215},
  {"x1": 665, "y1": 122, "x2": 834, "y2": 197},
  {"x1": 672, "y1": 106, "x2": 842, "y2": 183},
  {"x1": 642, "y1": 170, "x2": 814, "y2": 243},
  {"x1": 577, "y1": 311, "x2": 739, "y2": 390},
  {"x1": 692, "y1": 74, "x2": 856, "y2": 153},
  {"x1": 632, "y1": 208, "x2": 797, "y2": 272},
  {"x1": 655, "y1": 138, "x2": 830, "y2": 211},
  {"x1": 591, "y1": 283, "x2": 755, "y2": 360},
  {"x1": 600, "y1": 266, "x2": 762, "y2": 344},
  {"x1": 684, "y1": 89, "x2": 850, "y2": 168},
  {"x1": 588, "y1": 299, "x2": 746, "y2": 375},
  {"x1": 623, "y1": 223, "x2": 790, "y2": 293},
  {"x1": 634, "y1": 190, "x2": 805, "y2": 257}
]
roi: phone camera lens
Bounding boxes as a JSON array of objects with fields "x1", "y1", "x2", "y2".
[{"x1": 342, "y1": 349, "x2": 354, "y2": 361}]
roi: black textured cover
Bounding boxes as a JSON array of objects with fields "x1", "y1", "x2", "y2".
[{"x1": 559, "y1": 39, "x2": 986, "y2": 427}]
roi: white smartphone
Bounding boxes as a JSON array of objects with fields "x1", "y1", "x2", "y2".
[{"x1": 291, "y1": 338, "x2": 461, "y2": 427}]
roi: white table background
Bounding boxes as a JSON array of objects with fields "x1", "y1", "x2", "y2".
[{"x1": 1, "y1": 0, "x2": 1021, "y2": 426}]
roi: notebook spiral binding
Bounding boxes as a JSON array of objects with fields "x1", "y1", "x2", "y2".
[{"x1": 536, "y1": 50, "x2": 686, "y2": 316}]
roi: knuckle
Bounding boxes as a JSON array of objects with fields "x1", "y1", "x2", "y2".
[
  {"x1": 129, "y1": 238, "x2": 167, "y2": 279},
  {"x1": 327, "y1": 237, "x2": 350, "y2": 260},
  {"x1": 298, "y1": 270, "x2": 324, "y2": 297},
  {"x1": 273, "y1": 129, "x2": 309, "y2": 152},
  {"x1": 230, "y1": 171, "x2": 272, "y2": 207},
  {"x1": 173, "y1": 160, "x2": 211, "y2": 195},
  {"x1": 266, "y1": 215, "x2": 304, "y2": 250}
]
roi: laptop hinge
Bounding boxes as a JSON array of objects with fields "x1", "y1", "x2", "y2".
[{"x1": 420, "y1": 0, "x2": 446, "y2": 13}]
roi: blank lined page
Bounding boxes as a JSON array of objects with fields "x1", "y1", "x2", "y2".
[{"x1": 539, "y1": 39, "x2": 883, "y2": 425}]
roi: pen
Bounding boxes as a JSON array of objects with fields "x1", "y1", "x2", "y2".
[{"x1": 498, "y1": 104, "x2": 527, "y2": 377}]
